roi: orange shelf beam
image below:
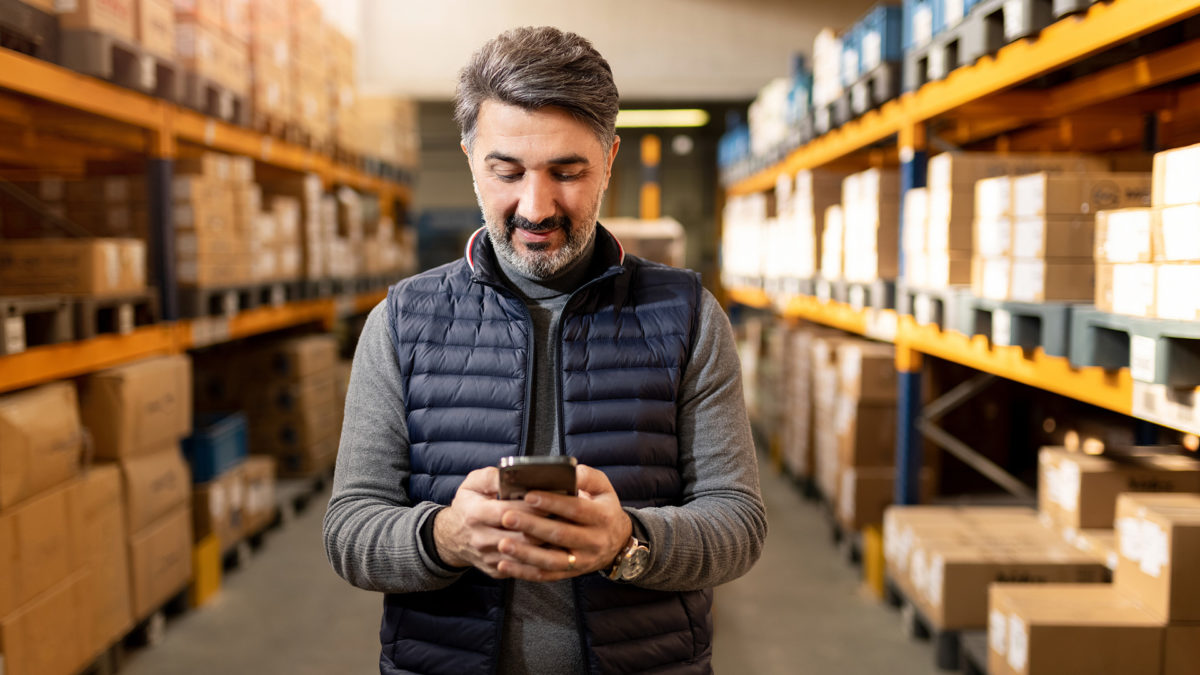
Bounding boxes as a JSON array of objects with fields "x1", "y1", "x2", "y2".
[{"x1": 0, "y1": 324, "x2": 186, "y2": 394}]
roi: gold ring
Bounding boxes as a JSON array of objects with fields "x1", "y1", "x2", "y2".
[{"x1": 566, "y1": 553, "x2": 577, "y2": 571}]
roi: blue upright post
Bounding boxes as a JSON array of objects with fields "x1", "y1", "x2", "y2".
[
  {"x1": 896, "y1": 123, "x2": 928, "y2": 504},
  {"x1": 147, "y1": 156, "x2": 177, "y2": 320}
]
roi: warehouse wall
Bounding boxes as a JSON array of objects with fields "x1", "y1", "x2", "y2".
[{"x1": 356, "y1": 0, "x2": 878, "y2": 100}]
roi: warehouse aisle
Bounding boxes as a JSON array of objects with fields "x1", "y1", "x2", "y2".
[{"x1": 120, "y1": 460, "x2": 940, "y2": 675}]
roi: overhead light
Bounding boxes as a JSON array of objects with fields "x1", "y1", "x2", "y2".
[{"x1": 616, "y1": 109, "x2": 710, "y2": 128}]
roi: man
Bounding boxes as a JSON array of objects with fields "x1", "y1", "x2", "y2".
[{"x1": 324, "y1": 26, "x2": 766, "y2": 674}]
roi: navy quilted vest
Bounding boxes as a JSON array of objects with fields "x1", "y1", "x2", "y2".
[{"x1": 380, "y1": 225, "x2": 713, "y2": 675}]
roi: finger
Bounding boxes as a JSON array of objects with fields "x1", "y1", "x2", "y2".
[
  {"x1": 458, "y1": 467, "x2": 500, "y2": 495},
  {"x1": 494, "y1": 544, "x2": 582, "y2": 581},
  {"x1": 494, "y1": 558, "x2": 573, "y2": 583},
  {"x1": 574, "y1": 465, "x2": 616, "y2": 498},
  {"x1": 500, "y1": 509, "x2": 591, "y2": 551}
]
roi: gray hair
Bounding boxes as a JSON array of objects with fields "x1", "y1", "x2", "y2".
[{"x1": 454, "y1": 26, "x2": 619, "y2": 152}]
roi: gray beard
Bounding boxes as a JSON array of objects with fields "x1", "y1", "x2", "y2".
[{"x1": 475, "y1": 183, "x2": 600, "y2": 279}]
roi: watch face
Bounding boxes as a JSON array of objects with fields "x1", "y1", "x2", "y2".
[{"x1": 621, "y1": 546, "x2": 650, "y2": 581}]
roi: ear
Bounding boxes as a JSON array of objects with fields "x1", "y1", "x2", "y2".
[{"x1": 602, "y1": 135, "x2": 621, "y2": 190}]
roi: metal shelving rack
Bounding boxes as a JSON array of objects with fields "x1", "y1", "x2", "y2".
[
  {"x1": 724, "y1": 0, "x2": 1200, "y2": 505},
  {"x1": 0, "y1": 48, "x2": 407, "y2": 394}
]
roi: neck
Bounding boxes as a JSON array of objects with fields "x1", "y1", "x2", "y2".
[{"x1": 495, "y1": 233, "x2": 597, "y2": 300}]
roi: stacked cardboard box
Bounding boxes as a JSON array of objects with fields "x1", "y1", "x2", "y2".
[
  {"x1": 901, "y1": 187, "x2": 929, "y2": 287},
  {"x1": 841, "y1": 168, "x2": 899, "y2": 283},
  {"x1": 985, "y1": 492, "x2": 1200, "y2": 674},
  {"x1": 769, "y1": 170, "x2": 845, "y2": 284},
  {"x1": 780, "y1": 326, "x2": 828, "y2": 479},
  {"x1": 0, "y1": 238, "x2": 146, "y2": 296},
  {"x1": 174, "y1": 0, "x2": 224, "y2": 88},
  {"x1": 1038, "y1": 447, "x2": 1200, "y2": 543},
  {"x1": 58, "y1": 0, "x2": 136, "y2": 40},
  {"x1": 925, "y1": 153, "x2": 1109, "y2": 291},
  {"x1": 80, "y1": 355, "x2": 195, "y2": 622},
  {"x1": 329, "y1": 27, "x2": 359, "y2": 152},
  {"x1": 246, "y1": 0, "x2": 290, "y2": 123},
  {"x1": 0, "y1": 382, "x2": 98, "y2": 675},
  {"x1": 1095, "y1": 142, "x2": 1200, "y2": 320},
  {"x1": 136, "y1": 0, "x2": 174, "y2": 59},
  {"x1": 192, "y1": 461, "x2": 245, "y2": 552},
  {"x1": 241, "y1": 455, "x2": 278, "y2": 537},
  {"x1": 884, "y1": 506, "x2": 1108, "y2": 633},
  {"x1": 354, "y1": 96, "x2": 420, "y2": 169},
  {"x1": 174, "y1": 153, "x2": 254, "y2": 286},
  {"x1": 720, "y1": 194, "x2": 768, "y2": 288},
  {"x1": 819, "y1": 204, "x2": 844, "y2": 281},
  {"x1": 288, "y1": 0, "x2": 330, "y2": 145},
  {"x1": 261, "y1": 173, "x2": 332, "y2": 280}
]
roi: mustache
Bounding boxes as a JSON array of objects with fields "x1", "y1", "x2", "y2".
[{"x1": 506, "y1": 213, "x2": 571, "y2": 234}]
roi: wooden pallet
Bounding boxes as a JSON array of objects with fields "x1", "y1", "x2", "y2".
[
  {"x1": 895, "y1": 582, "x2": 970, "y2": 671},
  {"x1": 0, "y1": 294, "x2": 73, "y2": 355},
  {"x1": 1070, "y1": 307, "x2": 1200, "y2": 387},
  {"x1": 250, "y1": 110, "x2": 291, "y2": 140},
  {"x1": 179, "y1": 70, "x2": 248, "y2": 126},
  {"x1": 58, "y1": 29, "x2": 179, "y2": 101},
  {"x1": 74, "y1": 291, "x2": 158, "y2": 340},
  {"x1": 0, "y1": 0, "x2": 58, "y2": 62}
]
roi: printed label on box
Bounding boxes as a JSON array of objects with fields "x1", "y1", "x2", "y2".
[
  {"x1": 1131, "y1": 335, "x2": 1158, "y2": 383},
  {"x1": 1140, "y1": 520, "x2": 1168, "y2": 578},
  {"x1": 1007, "y1": 615, "x2": 1029, "y2": 671},
  {"x1": 989, "y1": 609, "x2": 1008, "y2": 655}
]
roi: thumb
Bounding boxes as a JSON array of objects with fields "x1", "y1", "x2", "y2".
[
  {"x1": 459, "y1": 466, "x2": 500, "y2": 496},
  {"x1": 575, "y1": 465, "x2": 617, "y2": 498}
]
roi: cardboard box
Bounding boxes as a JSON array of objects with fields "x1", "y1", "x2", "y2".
[
  {"x1": 192, "y1": 463, "x2": 245, "y2": 551},
  {"x1": 1008, "y1": 259, "x2": 1094, "y2": 303},
  {"x1": 80, "y1": 355, "x2": 193, "y2": 460},
  {"x1": 927, "y1": 153, "x2": 1110, "y2": 193},
  {"x1": 0, "y1": 238, "x2": 145, "y2": 296},
  {"x1": 987, "y1": 584, "x2": 1163, "y2": 675},
  {"x1": 0, "y1": 479, "x2": 86, "y2": 618},
  {"x1": 1153, "y1": 204, "x2": 1200, "y2": 262},
  {"x1": 1155, "y1": 264, "x2": 1200, "y2": 321},
  {"x1": 172, "y1": 0, "x2": 223, "y2": 27},
  {"x1": 838, "y1": 467, "x2": 933, "y2": 531},
  {"x1": 1114, "y1": 492, "x2": 1200, "y2": 622},
  {"x1": 1095, "y1": 208, "x2": 1155, "y2": 264},
  {"x1": 1164, "y1": 624, "x2": 1200, "y2": 675},
  {"x1": 63, "y1": 176, "x2": 146, "y2": 204},
  {"x1": 835, "y1": 342, "x2": 896, "y2": 404},
  {"x1": 175, "y1": 18, "x2": 222, "y2": 83},
  {"x1": 0, "y1": 382, "x2": 84, "y2": 510},
  {"x1": 1011, "y1": 172, "x2": 1151, "y2": 218},
  {"x1": 268, "y1": 434, "x2": 336, "y2": 479},
  {"x1": 1152, "y1": 142, "x2": 1200, "y2": 207},
  {"x1": 120, "y1": 446, "x2": 191, "y2": 533},
  {"x1": 1072, "y1": 529, "x2": 1119, "y2": 571},
  {"x1": 135, "y1": 0, "x2": 174, "y2": 58},
  {"x1": 837, "y1": 400, "x2": 897, "y2": 468},
  {"x1": 974, "y1": 217, "x2": 1012, "y2": 258},
  {"x1": 241, "y1": 455, "x2": 276, "y2": 537},
  {"x1": 1011, "y1": 217, "x2": 1094, "y2": 259},
  {"x1": 81, "y1": 465, "x2": 133, "y2": 651},
  {"x1": 1095, "y1": 262, "x2": 1155, "y2": 317},
  {"x1": 128, "y1": 505, "x2": 192, "y2": 620},
  {"x1": 1039, "y1": 448, "x2": 1200, "y2": 534},
  {"x1": 223, "y1": 0, "x2": 249, "y2": 41},
  {"x1": 57, "y1": 0, "x2": 136, "y2": 41},
  {"x1": 925, "y1": 251, "x2": 972, "y2": 288},
  {"x1": 0, "y1": 571, "x2": 95, "y2": 675},
  {"x1": 974, "y1": 175, "x2": 1013, "y2": 222},
  {"x1": 972, "y1": 256, "x2": 1010, "y2": 300},
  {"x1": 259, "y1": 335, "x2": 338, "y2": 382},
  {"x1": 220, "y1": 30, "x2": 250, "y2": 94},
  {"x1": 918, "y1": 542, "x2": 1108, "y2": 630}
]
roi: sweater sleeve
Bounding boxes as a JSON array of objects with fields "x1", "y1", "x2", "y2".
[
  {"x1": 322, "y1": 300, "x2": 467, "y2": 592},
  {"x1": 625, "y1": 289, "x2": 768, "y2": 591}
]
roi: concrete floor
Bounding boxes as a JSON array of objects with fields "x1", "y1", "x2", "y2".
[{"x1": 122, "y1": 460, "x2": 942, "y2": 674}]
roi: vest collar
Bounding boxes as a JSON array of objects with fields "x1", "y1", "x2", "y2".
[{"x1": 465, "y1": 223, "x2": 627, "y2": 285}]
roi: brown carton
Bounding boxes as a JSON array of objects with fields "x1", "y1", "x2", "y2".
[
  {"x1": 1007, "y1": 258, "x2": 1094, "y2": 303},
  {"x1": 836, "y1": 400, "x2": 897, "y2": 468},
  {"x1": 1114, "y1": 492, "x2": 1200, "y2": 622},
  {"x1": 192, "y1": 463, "x2": 245, "y2": 551},
  {"x1": 120, "y1": 446, "x2": 191, "y2": 533},
  {"x1": 1039, "y1": 447, "x2": 1200, "y2": 534},
  {"x1": 0, "y1": 570, "x2": 95, "y2": 675},
  {"x1": 81, "y1": 465, "x2": 133, "y2": 651},
  {"x1": 835, "y1": 341, "x2": 896, "y2": 403},
  {"x1": 128, "y1": 505, "x2": 192, "y2": 620},
  {"x1": 1095, "y1": 208, "x2": 1155, "y2": 264},
  {"x1": 1011, "y1": 172, "x2": 1152, "y2": 218},
  {"x1": 1164, "y1": 624, "x2": 1200, "y2": 675},
  {"x1": 259, "y1": 334, "x2": 338, "y2": 382},
  {"x1": 174, "y1": 18, "x2": 222, "y2": 83},
  {"x1": 0, "y1": 479, "x2": 86, "y2": 618},
  {"x1": 172, "y1": 0, "x2": 224, "y2": 27},
  {"x1": 63, "y1": 176, "x2": 146, "y2": 204},
  {"x1": 81, "y1": 355, "x2": 193, "y2": 460},
  {"x1": 57, "y1": 0, "x2": 136, "y2": 41},
  {"x1": 0, "y1": 382, "x2": 84, "y2": 510},
  {"x1": 135, "y1": 0, "x2": 174, "y2": 58},
  {"x1": 0, "y1": 239, "x2": 145, "y2": 296},
  {"x1": 837, "y1": 467, "x2": 932, "y2": 531},
  {"x1": 1011, "y1": 217, "x2": 1095, "y2": 259},
  {"x1": 241, "y1": 455, "x2": 276, "y2": 537},
  {"x1": 272, "y1": 434, "x2": 337, "y2": 478},
  {"x1": 987, "y1": 584, "x2": 1163, "y2": 675}
]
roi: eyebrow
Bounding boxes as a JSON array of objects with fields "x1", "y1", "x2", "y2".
[{"x1": 484, "y1": 152, "x2": 590, "y2": 166}]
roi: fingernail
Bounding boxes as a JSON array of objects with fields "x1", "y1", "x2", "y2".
[
  {"x1": 527, "y1": 495, "x2": 541, "y2": 507},
  {"x1": 503, "y1": 513, "x2": 519, "y2": 528}
]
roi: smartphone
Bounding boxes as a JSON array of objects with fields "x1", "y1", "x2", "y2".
[{"x1": 498, "y1": 456, "x2": 578, "y2": 500}]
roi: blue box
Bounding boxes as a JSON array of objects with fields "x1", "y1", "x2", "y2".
[
  {"x1": 903, "y1": 0, "x2": 945, "y2": 50},
  {"x1": 941, "y1": 0, "x2": 980, "y2": 30},
  {"x1": 840, "y1": 25, "x2": 862, "y2": 87},
  {"x1": 183, "y1": 412, "x2": 248, "y2": 484},
  {"x1": 857, "y1": 3, "x2": 904, "y2": 71},
  {"x1": 718, "y1": 125, "x2": 752, "y2": 169}
]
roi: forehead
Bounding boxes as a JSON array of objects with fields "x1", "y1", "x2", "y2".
[{"x1": 474, "y1": 100, "x2": 605, "y2": 160}]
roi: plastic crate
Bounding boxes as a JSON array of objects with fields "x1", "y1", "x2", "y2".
[
  {"x1": 840, "y1": 25, "x2": 862, "y2": 87},
  {"x1": 183, "y1": 411, "x2": 248, "y2": 484},
  {"x1": 903, "y1": 0, "x2": 945, "y2": 50}
]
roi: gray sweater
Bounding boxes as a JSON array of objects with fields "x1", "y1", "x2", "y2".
[{"x1": 323, "y1": 247, "x2": 767, "y2": 673}]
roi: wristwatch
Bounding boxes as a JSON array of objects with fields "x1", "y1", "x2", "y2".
[{"x1": 602, "y1": 535, "x2": 651, "y2": 582}]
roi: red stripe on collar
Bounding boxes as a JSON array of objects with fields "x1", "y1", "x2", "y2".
[{"x1": 465, "y1": 226, "x2": 486, "y2": 271}]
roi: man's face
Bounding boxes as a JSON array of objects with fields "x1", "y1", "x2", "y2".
[{"x1": 465, "y1": 100, "x2": 619, "y2": 278}]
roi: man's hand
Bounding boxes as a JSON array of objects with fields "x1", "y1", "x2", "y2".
[
  {"x1": 493, "y1": 464, "x2": 633, "y2": 582},
  {"x1": 432, "y1": 467, "x2": 547, "y2": 578}
]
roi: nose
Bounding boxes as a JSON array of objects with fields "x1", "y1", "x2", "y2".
[{"x1": 515, "y1": 172, "x2": 557, "y2": 224}]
